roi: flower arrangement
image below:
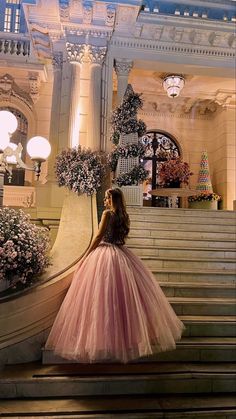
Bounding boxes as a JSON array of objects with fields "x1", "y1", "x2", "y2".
[
  {"x1": 114, "y1": 165, "x2": 149, "y2": 187},
  {"x1": 55, "y1": 146, "x2": 105, "y2": 196},
  {"x1": 159, "y1": 157, "x2": 193, "y2": 186},
  {"x1": 188, "y1": 192, "x2": 221, "y2": 202},
  {"x1": 0, "y1": 208, "x2": 50, "y2": 288},
  {"x1": 108, "y1": 143, "x2": 146, "y2": 172}
]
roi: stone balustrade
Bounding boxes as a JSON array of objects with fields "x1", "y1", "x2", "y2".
[{"x1": 0, "y1": 33, "x2": 30, "y2": 57}]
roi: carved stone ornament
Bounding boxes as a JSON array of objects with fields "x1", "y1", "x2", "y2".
[
  {"x1": 67, "y1": 43, "x2": 107, "y2": 64},
  {"x1": 83, "y1": 2, "x2": 93, "y2": 24},
  {"x1": 142, "y1": 97, "x2": 219, "y2": 117},
  {"x1": 0, "y1": 74, "x2": 33, "y2": 110},
  {"x1": 28, "y1": 72, "x2": 40, "y2": 103},
  {"x1": 60, "y1": 4, "x2": 70, "y2": 20},
  {"x1": 114, "y1": 59, "x2": 133, "y2": 77},
  {"x1": 88, "y1": 45, "x2": 107, "y2": 65},
  {"x1": 106, "y1": 5, "x2": 116, "y2": 27},
  {"x1": 52, "y1": 52, "x2": 64, "y2": 69},
  {"x1": 30, "y1": 24, "x2": 52, "y2": 60},
  {"x1": 66, "y1": 42, "x2": 87, "y2": 63}
]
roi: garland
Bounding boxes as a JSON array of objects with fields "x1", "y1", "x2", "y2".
[
  {"x1": 188, "y1": 192, "x2": 221, "y2": 202},
  {"x1": 114, "y1": 165, "x2": 149, "y2": 187},
  {"x1": 108, "y1": 143, "x2": 146, "y2": 172}
]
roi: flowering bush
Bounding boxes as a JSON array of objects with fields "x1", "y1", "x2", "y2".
[
  {"x1": 159, "y1": 158, "x2": 193, "y2": 186},
  {"x1": 188, "y1": 192, "x2": 221, "y2": 202},
  {"x1": 0, "y1": 208, "x2": 50, "y2": 287},
  {"x1": 55, "y1": 146, "x2": 105, "y2": 196},
  {"x1": 108, "y1": 143, "x2": 146, "y2": 172},
  {"x1": 114, "y1": 165, "x2": 149, "y2": 187}
]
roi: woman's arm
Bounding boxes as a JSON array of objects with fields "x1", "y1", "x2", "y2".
[{"x1": 84, "y1": 210, "x2": 110, "y2": 257}]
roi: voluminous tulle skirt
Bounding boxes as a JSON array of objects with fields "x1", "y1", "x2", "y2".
[{"x1": 45, "y1": 243, "x2": 184, "y2": 363}]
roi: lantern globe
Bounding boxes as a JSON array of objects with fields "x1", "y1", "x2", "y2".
[
  {"x1": 27, "y1": 136, "x2": 51, "y2": 160},
  {"x1": 0, "y1": 111, "x2": 18, "y2": 134}
]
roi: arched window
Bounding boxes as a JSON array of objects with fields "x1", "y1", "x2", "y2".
[
  {"x1": 1, "y1": 107, "x2": 28, "y2": 186},
  {"x1": 141, "y1": 131, "x2": 181, "y2": 206}
]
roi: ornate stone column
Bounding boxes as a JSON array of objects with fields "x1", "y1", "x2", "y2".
[
  {"x1": 35, "y1": 51, "x2": 66, "y2": 210},
  {"x1": 114, "y1": 59, "x2": 133, "y2": 104},
  {"x1": 68, "y1": 62, "x2": 81, "y2": 148},
  {"x1": 47, "y1": 51, "x2": 63, "y2": 182},
  {"x1": 87, "y1": 46, "x2": 107, "y2": 151}
]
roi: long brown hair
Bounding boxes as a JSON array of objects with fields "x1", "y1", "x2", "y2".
[{"x1": 106, "y1": 188, "x2": 130, "y2": 241}]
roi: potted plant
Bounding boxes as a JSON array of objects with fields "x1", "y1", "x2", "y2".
[
  {"x1": 55, "y1": 146, "x2": 105, "y2": 196},
  {"x1": 188, "y1": 192, "x2": 221, "y2": 209},
  {"x1": 158, "y1": 157, "x2": 193, "y2": 187}
]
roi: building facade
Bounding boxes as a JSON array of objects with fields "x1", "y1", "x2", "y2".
[{"x1": 0, "y1": 0, "x2": 235, "y2": 209}]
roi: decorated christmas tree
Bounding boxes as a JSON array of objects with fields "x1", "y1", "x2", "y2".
[
  {"x1": 109, "y1": 85, "x2": 148, "y2": 188},
  {"x1": 196, "y1": 150, "x2": 213, "y2": 193}
]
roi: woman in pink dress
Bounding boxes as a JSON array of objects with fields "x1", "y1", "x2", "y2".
[{"x1": 45, "y1": 188, "x2": 184, "y2": 363}]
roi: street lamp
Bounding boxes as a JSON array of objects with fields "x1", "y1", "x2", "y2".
[{"x1": 0, "y1": 110, "x2": 51, "y2": 207}]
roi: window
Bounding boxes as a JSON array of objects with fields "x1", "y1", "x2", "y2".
[
  {"x1": 4, "y1": 8, "x2": 12, "y2": 32},
  {"x1": 14, "y1": 8, "x2": 20, "y2": 32},
  {"x1": 4, "y1": 1, "x2": 21, "y2": 33},
  {"x1": 6, "y1": 0, "x2": 20, "y2": 4}
]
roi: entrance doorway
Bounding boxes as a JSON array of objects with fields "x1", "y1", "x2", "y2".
[{"x1": 141, "y1": 131, "x2": 180, "y2": 207}]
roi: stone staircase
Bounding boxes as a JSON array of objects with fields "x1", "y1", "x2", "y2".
[{"x1": 0, "y1": 207, "x2": 236, "y2": 418}]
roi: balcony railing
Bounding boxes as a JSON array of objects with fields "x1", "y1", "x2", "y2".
[{"x1": 0, "y1": 32, "x2": 30, "y2": 57}]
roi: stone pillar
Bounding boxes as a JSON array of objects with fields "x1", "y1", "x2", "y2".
[
  {"x1": 114, "y1": 59, "x2": 133, "y2": 105},
  {"x1": 68, "y1": 62, "x2": 81, "y2": 148},
  {"x1": 87, "y1": 46, "x2": 107, "y2": 151},
  {"x1": 47, "y1": 52, "x2": 63, "y2": 182},
  {"x1": 35, "y1": 51, "x2": 66, "y2": 211}
]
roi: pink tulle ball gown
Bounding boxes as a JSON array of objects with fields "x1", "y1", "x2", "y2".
[{"x1": 46, "y1": 211, "x2": 184, "y2": 363}]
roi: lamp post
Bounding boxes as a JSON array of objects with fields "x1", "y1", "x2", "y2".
[{"x1": 0, "y1": 110, "x2": 51, "y2": 207}]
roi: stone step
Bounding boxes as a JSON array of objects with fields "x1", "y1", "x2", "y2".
[
  {"x1": 129, "y1": 244, "x2": 236, "y2": 259},
  {"x1": 131, "y1": 220, "x2": 235, "y2": 233},
  {"x1": 0, "y1": 394, "x2": 236, "y2": 418},
  {"x1": 152, "y1": 269, "x2": 236, "y2": 284},
  {"x1": 42, "y1": 338, "x2": 236, "y2": 365},
  {"x1": 160, "y1": 281, "x2": 236, "y2": 298},
  {"x1": 142, "y1": 256, "x2": 236, "y2": 271},
  {"x1": 130, "y1": 228, "x2": 235, "y2": 240},
  {"x1": 128, "y1": 207, "x2": 236, "y2": 220},
  {"x1": 129, "y1": 212, "x2": 236, "y2": 226},
  {"x1": 180, "y1": 316, "x2": 236, "y2": 337},
  {"x1": 127, "y1": 236, "x2": 236, "y2": 249},
  {"x1": 1, "y1": 362, "x2": 236, "y2": 398},
  {"x1": 169, "y1": 297, "x2": 236, "y2": 316}
]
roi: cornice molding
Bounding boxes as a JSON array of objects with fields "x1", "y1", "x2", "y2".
[
  {"x1": 111, "y1": 36, "x2": 235, "y2": 60},
  {"x1": 139, "y1": 109, "x2": 213, "y2": 120},
  {"x1": 140, "y1": 94, "x2": 227, "y2": 117},
  {"x1": 138, "y1": 12, "x2": 235, "y2": 31}
]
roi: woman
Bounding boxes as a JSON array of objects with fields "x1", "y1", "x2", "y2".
[{"x1": 45, "y1": 188, "x2": 184, "y2": 363}]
